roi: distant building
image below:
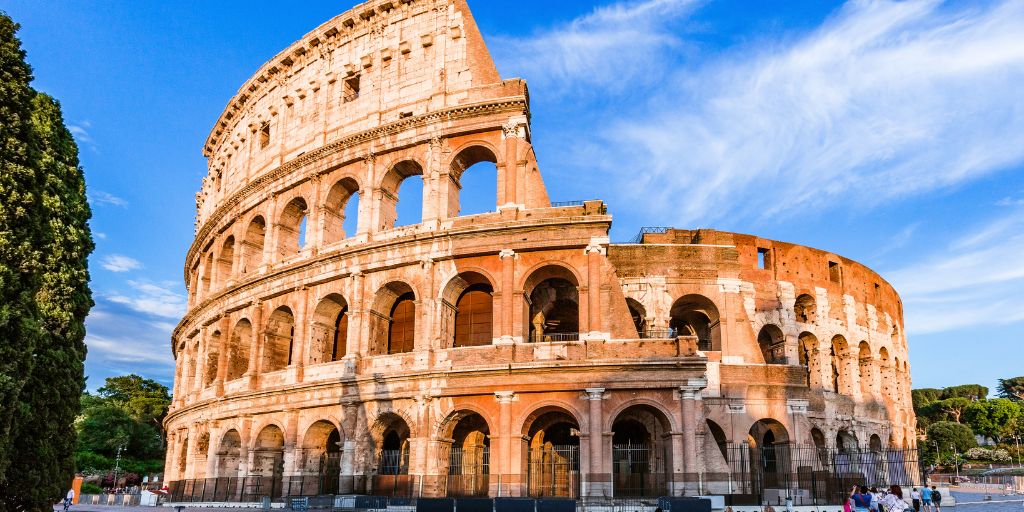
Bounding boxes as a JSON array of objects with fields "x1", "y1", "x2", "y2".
[{"x1": 166, "y1": 0, "x2": 917, "y2": 502}]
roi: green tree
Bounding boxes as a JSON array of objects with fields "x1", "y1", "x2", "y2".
[
  {"x1": 98, "y1": 374, "x2": 172, "y2": 428},
  {"x1": 942, "y1": 384, "x2": 989, "y2": 400},
  {"x1": 998, "y1": 377, "x2": 1024, "y2": 402},
  {"x1": 933, "y1": 397, "x2": 973, "y2": 423},
  {"x1": 0, "y1": 92, "x2": 93, "y2": 510},
  {"x1": 926, "y1": 421, "x2": 977, "y2": 456},
  {"x1": 964, "y1": 398, "x2": 1022, "y2": 442},
  {"x1": 913, "y1": 388, "x2": 943, "y2": 410},
  {"x1": 0, "y1": 11, "x2": 44, "y2": 482}
]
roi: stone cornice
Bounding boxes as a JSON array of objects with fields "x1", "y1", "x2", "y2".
[{"x1": 187, "y1": 96, "x2": 529, "y2": 277}]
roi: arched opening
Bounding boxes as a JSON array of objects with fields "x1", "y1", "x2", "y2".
[
  {"x1": 251, "y1": 425, "x2": 285, "y2": 498},
  {"x1": 177, "y1": 436, "x2": 189, "y2": 475},
  {"x1": 757, "y1": 324, "x2": 786, "y2": 364},
  {"x1": 216, "y1": 430, "x2": 242, "y2": 478},
  {"x1": 309, "y1": 294, "x2": 348, "y2": 365},
  {"x1": 626, "y1": 298, "x2": 647, "y2": 338},
  {"x1": 798, "y1": 332, "x2": 817, "y2": 387},
  {"x1": 525, "y1": 266, "x2": 580, "y2": 343},
  {"x1": 611, "y1": 404, "x2": 672, "y2": 497},
  {"x1": 301, "y1": 421, "x2": 342, "y2": 495},
  {"x1": 369, "y1": 282, "x2": 416, "y2": 355},
  {"x1": 441, "y1": 271, "x2": 496, "y2": 348},
  {"x1": 669, "y1": 294, "x2": 721, "y2": 350},
  {"x1": 858, "y1": 341, "x2": 874, "y2": 396},
  {"x1": 240, "y1": 216, "x2": 266, "y2": 275},
  {"x1": 811, "y1": 427, "x2": 828, "y2": 467},
  {"x1": 449, "y1": 145, "x2": 498, "y2": 217},
  {"x1": 203, "y1": 330, "x2": 221, "y2": 387},
  {"x1": 323, "y1": 177, "x2": 361, "y2": 244},
  {"x1": 380, "y1": 160, "x2": 424, "y2": 229},
  {"x1": 869, "y1": 434, "x2": 882, "y2": 452},
  {"x1": 263, "y1": 307, "x2": 294, "y2": 373},
  {"x1": 201, "y1": 252, "x2": 214, "y2": 296},
  {"x1": 441, "y1": 411, "x2": 491, "y2": 497},
  {"x1": 185, "y1": 339, "x2": 199, "y2": 393},
  {"x1": 794, "y1": 294, "x2": 816, "y2": 323},
  {"x1": 372, "y1": 413, "x2": 411, "y2": 496},
  {"x1": 277, "y1": 197, "x2": 308, "y2": 260},
  {"x1": 226, "y1": 319, "x2": 251, "y2": 381},
  {"x1": 217, "y1": 236, "x2": 235, "y2": 288},
  {"x1": 524, "y1": 407, "x2": 581, "y2": 498},
  {"x1": 836, "y1": 430, "x2": 859, "y2": 453},
  {"x1": 747, "y1": 419, "x2": 791, "y2": 490},
  {"x1": 703, "y1": 419, "x2": 731, "y2": 494},
  {"x1": 831, "y1": 335, "x2": 850, "y2": 394}
]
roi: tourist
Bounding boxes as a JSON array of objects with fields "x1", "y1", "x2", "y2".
[
  {"x1": 879, "y1": 485, "x2": 909, "y2": 512},
  {"x1": 920, "y1": 485, "x2": 932, "y2": 512},
  {"x1": 911, "y1": 487, "x2": 921, "y2": 512},
  {"x1": 930, "y1": 486, "x2": 941, "y2": 512},
  {"x1": 851, "y1": 485, "x2": 872, "y2": 512},
  {"x1": 870, "y1": 486, "x2": 881, "y2": 512},
  {"x1": 63, "y1": 488, "x2": 75, "y2": 512}
]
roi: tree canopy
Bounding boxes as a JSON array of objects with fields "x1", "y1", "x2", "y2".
[
  {"x1": 998, "y1": 377, "x2": 1024, "y2": 402},
  {"x1": 964, "y1": 398, "x2": 1022, "y2": 442},
  {"x1": 925, "y1": 421, "x2": 977, "y2": 455}
]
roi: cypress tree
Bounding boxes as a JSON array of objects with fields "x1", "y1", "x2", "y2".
[
  {"x1": 0, "y1": 93, "x2": 93, "y2": 510},
  {"x1": 0, "y1": 12, "x2": 93, "y2": 510},
  {"x1": 0, "y1": 12, "x2": 44, "y2": 482}
]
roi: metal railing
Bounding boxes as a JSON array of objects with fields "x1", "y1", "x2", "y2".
[
  {"x1": 531, "y1": 332, "x2": 580, "y2": 343},
  {"x1": 628, "y1": 227, "x2": 672, "y2": 244},
  {"x1": 550, "y1": 200, "x2": 587, "y2": 208}
]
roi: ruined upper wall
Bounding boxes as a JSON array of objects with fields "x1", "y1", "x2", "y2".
[{"x1": 196, "y1": 0, "x2": 514, "y2": 226}]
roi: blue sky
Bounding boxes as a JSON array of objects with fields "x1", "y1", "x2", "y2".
[{"x1": 5, "y1": 0, "x2": 1023, "y2": 394}]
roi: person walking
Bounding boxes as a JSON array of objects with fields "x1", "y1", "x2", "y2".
[
  {"x1": 63, "y1": 488, "x2": 75, "y2": 512},
  {"x1": 920, "y1": 485, "x2": 933, "y2": 512},
  {"x1": 911, "y1": 487, "x2": 922, "y2": 512},
  {"x1": 930, "y1": 486, "x2": 942, "y2": 512},
  {"x1": 880, "y1": 485, "x2": 909, "y2": 512}
]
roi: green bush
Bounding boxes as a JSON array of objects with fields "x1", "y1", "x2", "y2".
[{"x1": 80, "y1": 482, "x2": 103, "y2": 495}]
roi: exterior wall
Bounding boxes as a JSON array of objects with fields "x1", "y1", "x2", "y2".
[{"x1": 166, "y1": 0, "x2": 916, "y2": 500}]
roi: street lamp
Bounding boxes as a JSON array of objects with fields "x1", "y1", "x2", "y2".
[
  {"x1": 1014, "y1": 435, "x2": 1021, "y2": 469},
  {"x1": 951, "y1": 444, "x2": 960, "y2": 483}
]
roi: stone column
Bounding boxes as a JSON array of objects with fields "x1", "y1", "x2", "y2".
[
  {"x1": 282, "y1": 409, "x2": 300, "y2": 491},
  {"x1": 583, "y1": 388, "x2": 608, "y2": 497},
  {"x1": 194, "y1": 326, "x2": 208, "y2": 395},
  {"x1": 340, "y1": 400, "x2": 360, "y2": 493},
  {"x1": 502, "y1": 122, "x2": 519, "y2": 208},
  {"x1": 290, "y1": 287, "x2": 310, "y2": 383},
  {"x1": 246, "y1": 301, "x2": 264, "y2": 390},
  {"x1": 493, "y1": 391, "x2": 516, "y2": 496},
  {"x1": 262, "y1": 194, "x2": 279, "y2": 270},
  {"x1": 307, "y1": 176, "x2": 322, "y2": 254},
  {"x1": 585, "y1": 239, "x2": 607, "y2": 337},
  {"x1": 347, "y1": 271, "x2": 366, "y2": 357},
  {"x1": 498, "y1": 250, "x2": 516, "y2": 344},
  {"x1": 215, "y1": 316, "x2": 231, "y2": 396},
  {"x1": 679, "y1": 379, "x2": 708, "y2": 495}
]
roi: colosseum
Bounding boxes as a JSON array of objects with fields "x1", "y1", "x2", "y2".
[{"x1": 165, "y1": 0, "x2": 917, "y2": 505}]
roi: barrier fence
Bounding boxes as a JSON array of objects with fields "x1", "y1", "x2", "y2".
[{"x1": 166, "y1": 445, "x2": 923, "y2": 505}]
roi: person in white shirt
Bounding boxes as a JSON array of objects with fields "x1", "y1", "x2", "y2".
[
  {"x1": 880, "y1": 485, "x2": 909, "y2": 512},
  {"x1": 911, "y1": 488, "x2": 922, "y2": 512},
  {"x1": 63, "y1": 489, "x2": 75, "y2": 511}
]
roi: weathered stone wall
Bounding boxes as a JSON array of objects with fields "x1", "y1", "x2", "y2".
[{"x1": 165, "y1": 0, "x2": 915, "y2": 499}]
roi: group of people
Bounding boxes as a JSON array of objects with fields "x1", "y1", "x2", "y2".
[{"x1": 846, "y1": 484, "x2": 942, "y2": 512}]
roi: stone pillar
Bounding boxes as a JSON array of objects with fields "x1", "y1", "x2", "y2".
[
  {"x1": 585, "y1": 239, "x2": 607, "y2": 336},
  {"x1": 262, "y1": 194, "x2": 278, "y2": 269},
  {"x1": 583, "y1": 388, "x2": 608, "y2": 497},
  {"x1": 246, "y1": 301, "x2": 264, "y2": 390},
  {"x1": 340, "y1": 400, "x2": 360, "y2": 493},
  {"x1": 498, "y1": 249, "x2": 516, "y2": 344},
  {"x1": 290, "y1": 287, "x2": 310, "y2": 383},
  {"x1": 307, "y1": 176, "x2": 322, "y2": 253},
  {"x1": 493, "y1": 391, "x2": 516, "y2": 496},
  {"x1": 215, "y1": 316, "x2": 231, "y2": 396},
  {"x1": 419, "y1": 259, "x2": 435, "y2": 351},
  {"x1": 282, "y1": 409, "x2": 300, "y2": 487},
  {"x1": 502, "y1": 122, "x2": 518, "y2": 208},
  {"x1": 679, "y1": 379, "x2": 707, "y2": 495},
  {"x1": 194, "y1": 326, "x2": 209, "y2": 395},
  {"x1": 347, "y1": 271, "x2": 366, "y2": 357}
]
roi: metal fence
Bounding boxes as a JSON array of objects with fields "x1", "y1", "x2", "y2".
[{"x1": 166, "y1": 445, "x2": 923, "y2": 504}]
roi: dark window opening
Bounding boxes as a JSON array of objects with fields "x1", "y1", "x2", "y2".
[
  {"x1": 332, "y1": 307, "x2": 348, "y2": 361},
  {"x1": 343, "y1": 76, "x2": 360, "y2": 103},
  {"x1": 454, "y1": 285, "x2": 493, "y2": 347},
  {"x1": 828, "y1": 261, "x2": 841, "y2": 283},
  {"x1": 259, "y1": 123, "x2": 270, "y2": 149},
  {"x1": 388, "y1": 293, "x2": 416, "y2": 354}
]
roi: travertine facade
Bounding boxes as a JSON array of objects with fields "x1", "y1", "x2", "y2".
[{"x1": 166, "y1": 0, "x2": 915, "y2": 500}]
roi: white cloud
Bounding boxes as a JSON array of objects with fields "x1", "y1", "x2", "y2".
[
  {"x1": 491, "y1": 0, "x2": 699, "y2": 95},
  {"x1": 886, "y1": 206, "x2": 1024, "y2": 334},
  {"x1": 88, "y1": 190, "x2": 128, "y2": 208},
  {"x1": 105, "y1": 280, "x2": 186, "y2": 320},
  {"x1": 100, "y1": 254, "x2": 143, "y2": 272},
  {"x1": 576, "y1": 0, "x2": 1024, "y2": 225}
]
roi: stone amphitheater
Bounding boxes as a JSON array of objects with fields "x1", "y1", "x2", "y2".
[{"x1": 164, "y1": 0, "x2": 917, "y2": 503}]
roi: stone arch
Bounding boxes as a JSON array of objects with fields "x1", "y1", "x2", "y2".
[
  {"x1": 523, "y1": 405, "x2": 581, "y2": 498},
  {"x1": 810, "y1": 427, "x2": 828, "y2": 467},
  {"x1": 226, "y1": 318, "x2": 251, "y2": 381},
  {"x1": 379, "y1": 159, "x2": 425, "y2": 230},
  {"x1": 438, "y1": 409, "x2": 492, "y2": 497},
  {"x1": 835, "y1": 429, "x2": 859, "y2": 452},
  {"x1": 262, "y1": 306, "x2": 294, "y2": 372},
  {"x1": 610, "y1": 403, "x2": 674, "y2": 497},
  {"x1": 798, "y1": 332, "x2": 818, "y2": 387},
  {"x1": 185, "y1": 338, "x2": 200, "y2": 393},
  {"x1": 858, "y1": 341, "x2": 874, "y2": 396},
  {"x1": 371, "y1": 412, "x2": 411, "y2": 476},
  {"x1": 757, "y1": 324, "x2": 786, "y2": 364},
  {"x1": 439, "y1": 271, "x2": 495, "y2": 348},
  {"x1": 869, "y1": 434, "x2": 883, "y2": 452},
  {"x1": 447, "y1": 143, "x2": 499, "y2": 218},
  {"x1": 323, "y1": 176, "x2": 361, "y2": 244},
  {"x1": 748, "y1": 419, "x2": 792, "y2": 489},
  {"x1": 201, "y1": 252, "x2": 214, "y2": 296},
  {"x1": 523, "y1": 265, "x2": 581, "y2": 343},
  {"x1": 625, "y1": 298, "x2": 647, "y2": 337},
  {"x1": 669, "y1": 294, "x2": 721, "y2": 350},
  {"x1": 276, "y1": 196, "x2": 309, "y2": 260},
  {"x1": 217, "y1": 236, "x2": 235, "y2": 287},
  {"x1": 250, "y1": 424, "x2": 285, "y2": 488},
  {"x1": 216, "y1": 429, "x2": 243, "y2": 478},
  {"x1": 794, "y1": 293, "x2": 816, "y2": 323},
  {"x1": 831, "y1": 335, "x2": 852, "y2": 394},
  {"x1": 240, "y1": 215, "x2": 266, "y2": 275},
  {"x1": 177, "y1": 434, "x2": 189, "y2": 475},
  {"x1": 309, "y1": 293, "x2": 349, "y2": 365},
  {"x1": 369, "y1": 282, "x2": 417, "y2": 355},
  {"x1": 299, "y1": 419, "x2": 343, "y2": 490},
  {"x1": 203, "y1": 330, "x2": 222, "y2": 387}
]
